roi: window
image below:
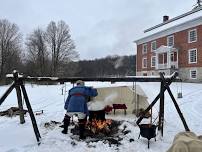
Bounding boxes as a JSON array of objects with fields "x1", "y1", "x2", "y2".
[
  {"x1": 190, "y1": 69, "x2": 197, "y2": 79},
  {"x1": 142, "y1": 58, "x2": 147, "y2": 68},
  {"x1": 170, "y1": 52, "x2": 177, "y2": 62},
  {"x1": 151, "y1": 56, "x2": 156, "y2": 67},
  {"x1": 167, "y1": 35, "x2": 174, "y2": 47},
  {"x1": 151, "y1": 41, "x2": 156, "y2": 51},
  {"x1": 189, "y1": 49, "x2": 197, "y2": 64},
  {"x1": 170, "y1": 53, "x2": 174, "y2": 62},
  {"x1": 142, "y1": 44, "x2": 147, "y2": 54},
  {"x1": 143, "y1": 72, "x2": 147, "y2": 76},
  {"x1": 188, "y1": 29, "x2": 197, "y2": 43}
]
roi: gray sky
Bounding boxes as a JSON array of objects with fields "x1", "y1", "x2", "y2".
[{"x1": 0, "y1": 0, "x2": 196, "y2": 60}]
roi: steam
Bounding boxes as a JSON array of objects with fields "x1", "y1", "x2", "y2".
[
  {"x1": 88, "y1": 92, "x2": 118, "y2": 111},
  {"x1": 114, "y1": 57, "x2": 124, "y2": 69},
  {"x1": 88, "y1": 101, "x2": 105, "y2": 111},
  {"x1": 104, "y1": 92, "x2": 118, "y2": 103}
]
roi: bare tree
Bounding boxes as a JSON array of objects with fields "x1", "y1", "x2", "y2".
[
  {"x1": 0, "y1": 19, "x2": 22, "y2": 77},
  {"x1": 26, "y1": 28, "x2": 49, "y2": 76},
  {"x1": 45, "y1": 20, "x2": 78, "y2": 76}
]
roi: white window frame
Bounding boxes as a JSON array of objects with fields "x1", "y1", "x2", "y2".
[
  {"x1": 188, "y1": 48, "x2": 197, "y2": 64},
  {"x1": 151, "y1": 41, "x2": 156, "y2": 52},
  {"x1": 142, "y1": 43, "x2": 147, "y2": 54},
  {"x1": 190, "y1": 69, "x2": 197, "y2": 79},
  {"x1": 151, "y1": 56, "x2": 156, "y2": 67},
  {"x1": 167, "y1": 35, "x2": 174, "y2": 47},
  {"x1": 142, "y1": 57, "x2": 147, "y2": 68},
  {"x1": 188, "y1": 29, "x2": 197, "y2": 43}
]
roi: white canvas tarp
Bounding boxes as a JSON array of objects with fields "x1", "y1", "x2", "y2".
[
  {"x1": 92, "y1": 85, "x2": 149, "y2": 115},
  {"x1": 167, "y1": 132, "x2": 202, "y2": 152}
]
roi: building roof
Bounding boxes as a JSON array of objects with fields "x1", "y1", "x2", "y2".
[{"x1": 134, "y1": 8, "x2": 202, "y2": 45}]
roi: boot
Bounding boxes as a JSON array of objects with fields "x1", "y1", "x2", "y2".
[
  {"x1": 79, "y1": 123, "x2": 86, "y2": 139},
  {"x1": 78, "y1": 117, "x2": 87, "y2": 139},
  {"x1": 61, "y1": 115, "x2": 70, "y2": 134}
]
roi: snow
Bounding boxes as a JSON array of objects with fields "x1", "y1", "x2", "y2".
[{"x1": 0, "y1": 81, "x2": 202, "y2": 152}]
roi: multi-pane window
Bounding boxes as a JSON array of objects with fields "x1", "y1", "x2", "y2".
[
  {"x1": 151, "y1": 56, "x2": 156, "y2": 67},
  {"x1": 151, "y1": 41, "x2": 156, "y2": 51},
  {"x1": 170, "y1": 52, "x2": 177, "y2": 62},
  {"x1": 167, "y1": 35, "x2": 174, "y2": 47},
  {"x1": 142, "y1": 58, "x2": 147, "y2": 68},
  {"x1": 188, "y1": 29, "x2": 197, "y2": 43},
  {"x1": 190, "y1": 69, "x2": 197, "y2": 79},
  {"x1": 142, "y1": 44, "x2": 147, "y2": 54},
  {"x1": 189, "y1": 49, "x2": 197, "y2": 64}
]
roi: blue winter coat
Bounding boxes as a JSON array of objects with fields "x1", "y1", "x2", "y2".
[{"x1": 64, "y1": 85, "x2": 98, "y2": 116}]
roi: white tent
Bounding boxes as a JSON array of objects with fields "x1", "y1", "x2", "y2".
[{"x1": 92, "y1": 85, "x2": 149, "y2": 115}]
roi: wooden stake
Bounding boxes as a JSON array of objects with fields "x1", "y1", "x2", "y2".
[
  {"x1": 0, "y1": 83, "x2": 15, "y2": 105},
  {"x1": 21, "y1": 84, "x2": 41, "y2": 144},
  {"x1": 158, "y1": 81, "x2": 165, "y2": 137},
  {"x1": 15, "y1": 85, "x2": 25, "y2": 124},
  {"x1": 159, "y1": 73, "x2": 190, "y2": 132},
  {"x1": 13, "y1": 71, "x2": 25, "y2": 124},
  {"x1": 136, "y1": 72, "x2": 177, "y2": 125}
]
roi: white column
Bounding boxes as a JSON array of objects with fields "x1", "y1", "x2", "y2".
[
  {"x1": 156, "y1": 53, "x2": 158, "y2": 69},
  {"x1": 167, "y1": 49, "x2": 171, "y2": 69},
  {"x1": 176, "y1": 49, "x2": 179, "y2": 68}
]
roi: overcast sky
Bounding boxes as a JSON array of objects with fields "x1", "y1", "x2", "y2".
[{"x1": 0, "y1": 0, "x2": 197, "y2": 60}]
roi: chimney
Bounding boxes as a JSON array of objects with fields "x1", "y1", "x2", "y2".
[{"x1": 163, "y1": 15, "x2": 169, "y2": 22}]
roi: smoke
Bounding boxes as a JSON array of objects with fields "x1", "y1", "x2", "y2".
[{"x1": 114, "y1": 57, "x2": 124, "y2": 69}]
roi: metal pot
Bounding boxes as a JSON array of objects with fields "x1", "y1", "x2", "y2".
[{"x1": 138, "y1": 124, "x2": 157, "y2": 148}]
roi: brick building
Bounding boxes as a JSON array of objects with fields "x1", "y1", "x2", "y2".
[{"x1": 135, "y1": 7, "x2": 202, "y2": 82}]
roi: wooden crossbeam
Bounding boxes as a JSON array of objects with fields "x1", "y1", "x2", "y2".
[
  {"x1": 136, "y1": 72, "x2": 178, "y2": 125},
  {"x1": 6, "y1": 75, "x2": 181, "y2": 83}
]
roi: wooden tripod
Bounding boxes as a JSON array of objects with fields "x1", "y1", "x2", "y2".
[
  {"x1": 0, "y1": 71, "x2": 41, "y2": 144},
  {"x1": 136, "y1": 72, "x2": 190, "y2": 137}
]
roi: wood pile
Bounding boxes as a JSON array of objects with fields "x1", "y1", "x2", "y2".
[{"x1": 0, "y1": 107, "x2": 28, "y2": 117}]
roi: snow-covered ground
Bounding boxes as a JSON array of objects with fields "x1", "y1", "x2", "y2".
[{"x1": 0, "y1": 82, "x2": 202, "y2": 152}]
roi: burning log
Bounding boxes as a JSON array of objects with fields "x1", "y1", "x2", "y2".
[{"x1": 87, "y1": 119, "x2": 112, "y2": 134}]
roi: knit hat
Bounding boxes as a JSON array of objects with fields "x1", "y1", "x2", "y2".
[{"x1": 76, "y1": 80, "x2": 85, "y2": 86}]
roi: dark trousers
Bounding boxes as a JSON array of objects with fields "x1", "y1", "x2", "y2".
[
  {"x1": 62, "y1": 114, "x2": 87, "y2": 139},
  {"x1": 78, "y1": 117, "x2": 87, "y2": 139},
  {"x1": 62, "y1": 115, "x2": 71, "y2": 134}
]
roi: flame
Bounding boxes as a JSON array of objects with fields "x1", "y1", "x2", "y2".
[{"x1": 89, "y1": 119, "x2": 112, "y2": 133}]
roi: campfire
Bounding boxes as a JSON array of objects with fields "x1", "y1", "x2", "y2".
[
  {"x1": 71, "y1": 101, "x2": 121, "y2": 140},
  {"x1": 69, "y1": 100, "x2": 133, "y2": 147},
  {"x1": 87, "y1": 119, "x2": 112, "y2": 134}
]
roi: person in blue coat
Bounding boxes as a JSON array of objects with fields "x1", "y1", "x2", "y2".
[{"x1": 61, "y1": 80, "x2": 97, "y2": 139}]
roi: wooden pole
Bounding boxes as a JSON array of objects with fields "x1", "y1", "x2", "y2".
[
  {"x1": 6, "y1": 75, "x2": 181, "y2": 83},
  {"x1": 15, "y1": 85, "x2": 25, "y2": 124},
  {"x1": 20, "y1": 84, "x2": 41, "y2": 144},
  {"x1": 0, "y1": 82, "x2": 15, "y2": 106},
  {"x1": 159, "y1": 73, "x2": 190, "y2": 131},
  {"x1": 158, "y1": 81, "x2": 165, "y2": 136},
  {"x1": 13, "y1": 71, "x2": 25, "y2": 124}
]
